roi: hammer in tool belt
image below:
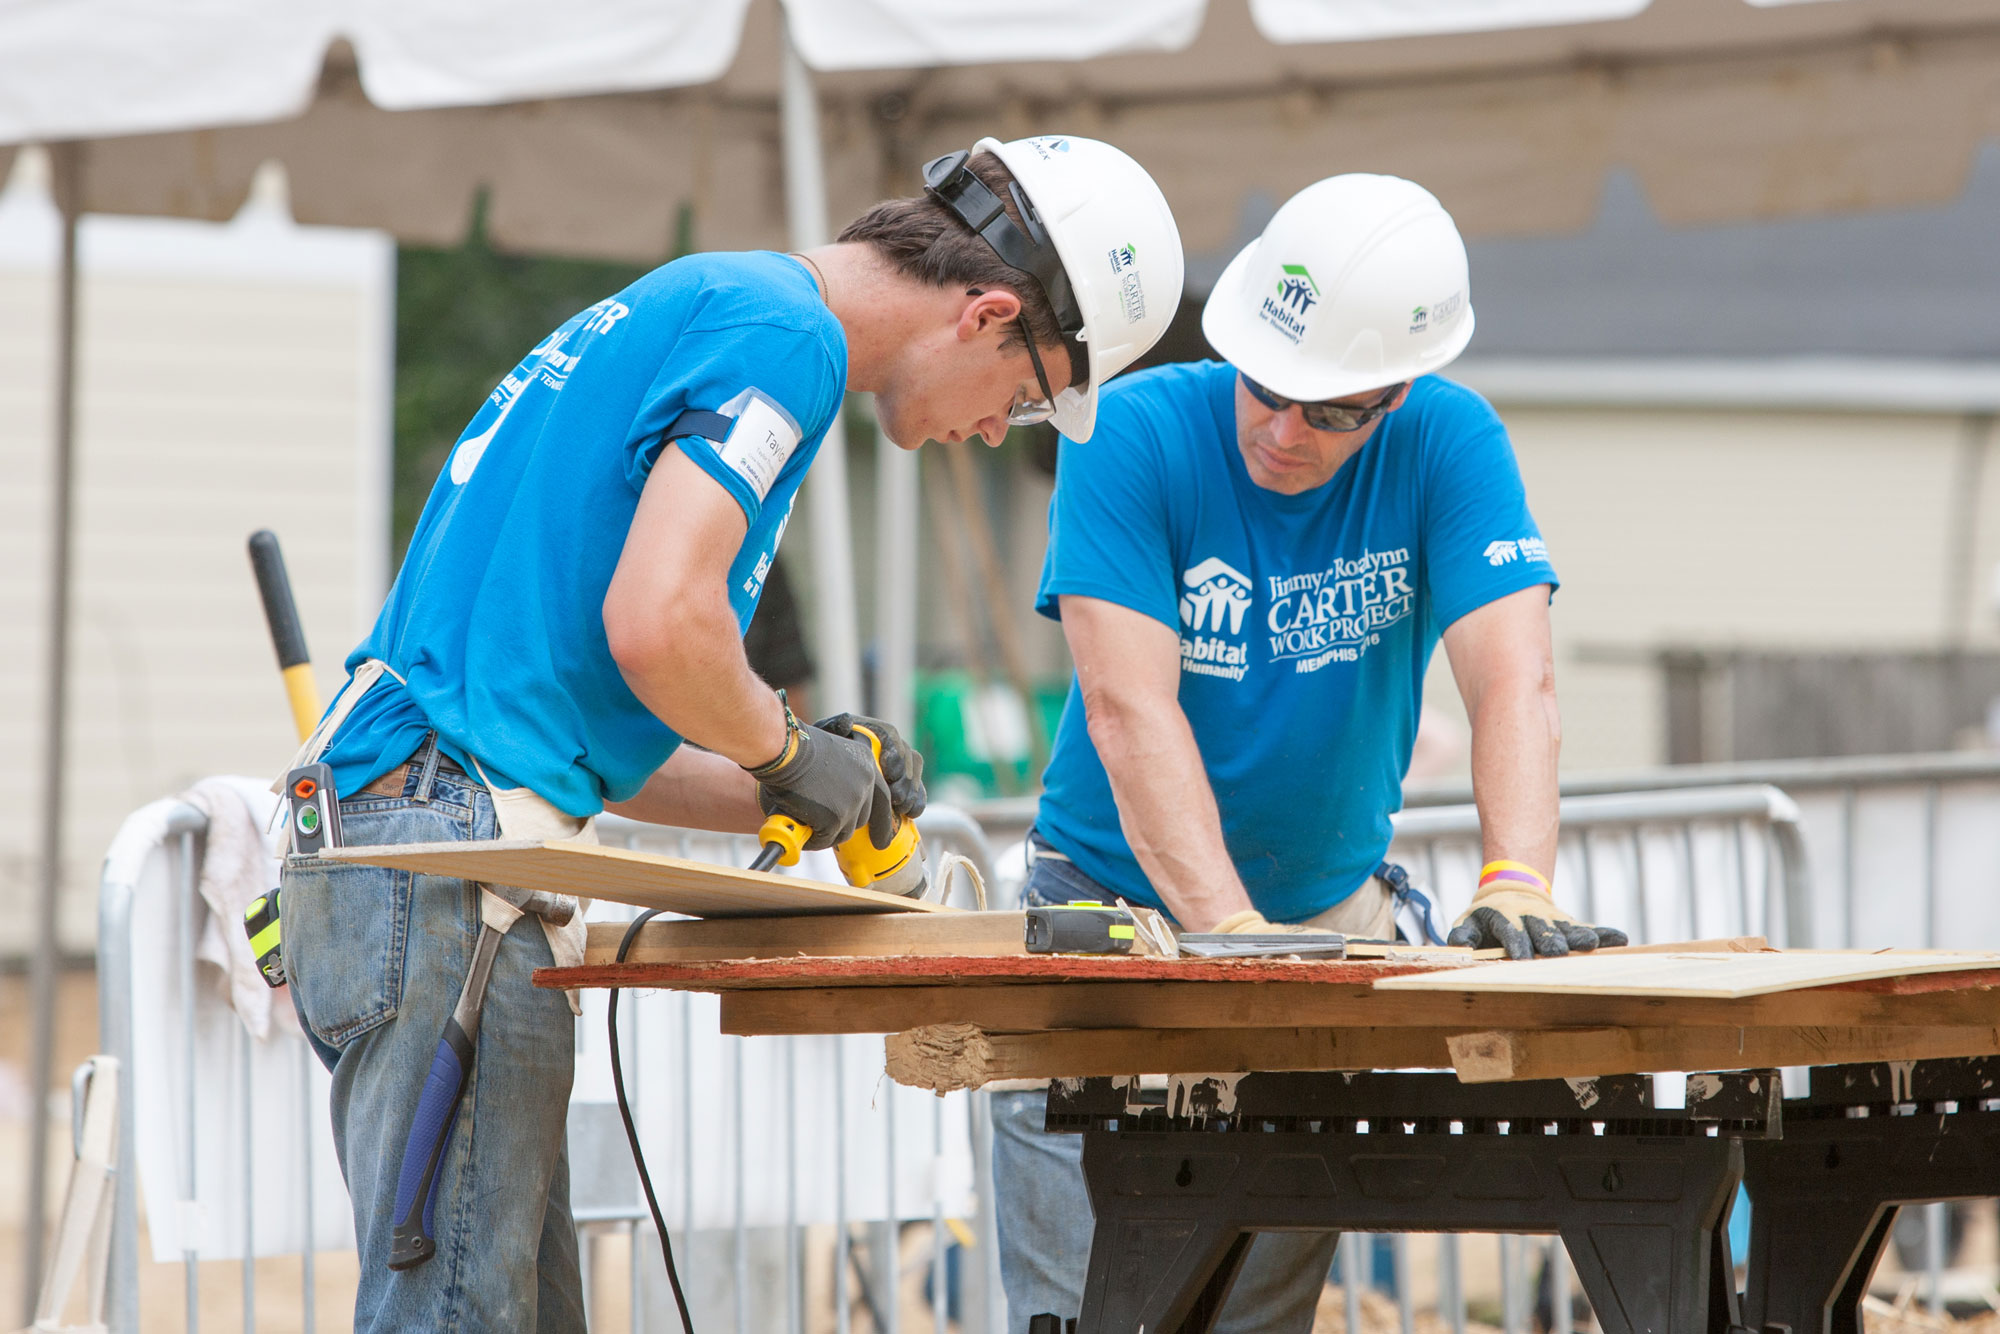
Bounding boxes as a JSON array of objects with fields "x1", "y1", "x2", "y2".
[{"x1": 388, "y1": 880, "x2": 574, "y2": 1270}]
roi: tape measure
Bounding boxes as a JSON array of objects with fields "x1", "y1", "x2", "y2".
[
  {"x1": 244, "y1": 889, "x2": 286, "y2": 988},
  {"x1": 1024, "y1": 902, "x2": 1137, "y2": 955}
]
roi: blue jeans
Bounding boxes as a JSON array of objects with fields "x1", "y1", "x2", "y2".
[
  {"x1": 282, "y1": 746, "x2": 584, "y2": 1333},
  {"x1": 992, "y1": 840, "x2": 1338, "y2": 1333}
]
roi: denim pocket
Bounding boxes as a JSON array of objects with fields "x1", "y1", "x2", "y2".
[
  {"x1": 282, "y1": 853, "x2": 409, "y2": 1047},
  {"x1": 280, "y1": 799, "x2": 470, "y2": 1048}
]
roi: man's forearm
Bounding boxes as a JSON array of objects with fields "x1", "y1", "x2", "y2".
[
  {"x1": 1088, "y1": 692, "x2": 1253, "y2": 931},
  {"x1": 605, "y1": 746, "x2": 764, "y2": 833},
  {"x1": 609, "y1": 589, "x2": 788, "y2": 770},
  {"x1": 1467, "y1": 676, "x2": 1561, "y2": 876}
]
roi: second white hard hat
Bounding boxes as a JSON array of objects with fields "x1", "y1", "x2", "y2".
[
  {"x1": 971, "y1": 135, "x2": 1185, "y2": 441},
  {"x1": 1201, "y1": 174, "x2": 1475, "y2": 402}
]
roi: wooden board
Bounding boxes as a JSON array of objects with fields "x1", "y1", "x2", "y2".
[
  {"x1": 1376, "y1": 950, "x2": 2000, "y2": 1000},
  {"x1": 585, "y1": 912, "x2": 1034, "y2": 964},
  {"x1": 878, "y1": 1021, "x2": 2000, "y2": 1091},
  {"x1": 1447, "y1": 1024, "x2": 2000, "y2": 1083},
  {"x1": 322, "y1": 838, "x2": 955, "y2": 919},
  {"x1": 885, "y1": 1024, "x2": 1463, "y2": 1092},
  {"x1": 716, "y1": 972, "x2": 2000, "y2": 1037}
]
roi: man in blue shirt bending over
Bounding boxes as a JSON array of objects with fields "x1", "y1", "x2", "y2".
[
  {"x1": 279, "y1": 134, "x2": 1183, "y2": 1333},
  {"x1": 996, "y1": 174, "x2": 1626, "y2": 1333}
]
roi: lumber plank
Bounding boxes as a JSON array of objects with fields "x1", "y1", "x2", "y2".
[
  {"x1": 1447, "y1": 1025, "x2": 2000, "y2": 1083},
  {"x1": 885, "y1": 1024, "x2": 1464, "y2": 1092},
  {"x1": 584, "y1": 912, "x2": 1033, "y2": 964},
  {"x1": 322, "y1": 838, "x2": 954, "y2": 918},
  {"x1": 716, "y1": 975, "x2": 2000, "y2": 1037},
  {"x1": 1376, "y1": 950, "x2": 2000, "y2": 1000}
]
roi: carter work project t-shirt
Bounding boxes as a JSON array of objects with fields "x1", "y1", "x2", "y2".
[
  {"x1": 1033, "y1": 360, "x2": 1558, "y2": 922},
  {"x1": 322, "y1": 252, "x2": 846, "y2": 816}
]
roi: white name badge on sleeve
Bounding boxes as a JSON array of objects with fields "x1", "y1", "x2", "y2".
[{"x1": 716, "y1": 388, "x2": 804, "y2": 502}]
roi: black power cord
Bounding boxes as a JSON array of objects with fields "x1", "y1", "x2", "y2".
[{"x1": 609, "y1": 908, "x2": 695, "y2": 1334}]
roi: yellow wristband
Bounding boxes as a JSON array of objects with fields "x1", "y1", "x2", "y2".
[{"x1": 1479, "y1": 860, "x2": 1550, "y2": 892}]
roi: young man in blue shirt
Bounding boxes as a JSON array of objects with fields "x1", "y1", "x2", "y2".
[
  {"x1": 279, "y1": 135, "x2": 1183, "y2": 1332},
  {"x1": 996, "y1": 174, "x2": 1625, "y2": 1333}
]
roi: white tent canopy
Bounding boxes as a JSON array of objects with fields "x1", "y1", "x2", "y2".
[
  {"x1": 2, "y1": 0, "x2": 1993, "y2": 264},
  {"x1": 0, "y1": 0, "x2": 1691, "y2": 139}
]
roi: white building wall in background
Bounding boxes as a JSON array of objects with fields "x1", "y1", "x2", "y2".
[
  {"x1": 1416, "y1": 376, "x2": 2000, "y2": 776},
  {"x1": 0, "y1": 154, "x2": 393, "y2": 956}
]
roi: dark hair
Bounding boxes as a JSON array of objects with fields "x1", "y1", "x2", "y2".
[{"x1": 837, "y1": 150, "x2": 1077, "y2": 384}]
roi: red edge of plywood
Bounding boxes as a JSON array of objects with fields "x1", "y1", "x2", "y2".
[
  {"x1": 533, "y1": 954, "x2": 1455, "y2": 990},
  {"x1": 532, "y1": 958, "x2": 2000, "y2": 996}
]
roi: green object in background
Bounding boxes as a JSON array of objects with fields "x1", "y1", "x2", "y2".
[
  {"x1": 395, "y1": 191, "x2": 664, "y2": 561},
  {"x1": 913, "y1": 671, "x2": 1068, "y2": 801}
]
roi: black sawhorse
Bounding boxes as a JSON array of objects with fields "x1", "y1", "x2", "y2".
[
  {"x1": 1742, "y1": 1057, "x2": 2000, "y2": 1334},
  {"x1": 1047, "y1": 1058, "x2": 2000, "y2": 1334}
]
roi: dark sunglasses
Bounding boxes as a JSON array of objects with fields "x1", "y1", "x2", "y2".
[{"x1": 1241, "y1": 375, "x2": 1408, "y2": 432}]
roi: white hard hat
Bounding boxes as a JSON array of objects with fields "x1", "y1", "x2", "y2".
[
  {"x1": 1202, "y1": 174, "x2": 1475, "y2": 402},
  {"x1": 928, "y1": 135, "x2": 1184, "y2": 441}
]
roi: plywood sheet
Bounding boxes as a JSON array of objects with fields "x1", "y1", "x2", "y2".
[
  {"x1": 1376, "y1": 950, "x2": 2000, "y2": 1000},
  {"x1": 321, "y1": 838, "x2": 955, "y2": 919}
]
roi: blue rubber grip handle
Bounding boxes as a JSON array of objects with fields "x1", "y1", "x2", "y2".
[{"x1": 388, "y1": 1020, "x2": 474, "y2": 1270}]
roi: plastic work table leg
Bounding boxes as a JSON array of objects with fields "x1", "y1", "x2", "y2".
[
  {"x1": 1740, "y1": 1059, "x2": 2000, "y2": 1334},
  {"x1": 1047, "y1": 1069, "x2": 1775, "y2": 1334}
]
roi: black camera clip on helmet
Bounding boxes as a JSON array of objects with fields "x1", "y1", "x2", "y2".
[{"x1": 922, "y1": 149, "x2": 1087, "y2": 387}]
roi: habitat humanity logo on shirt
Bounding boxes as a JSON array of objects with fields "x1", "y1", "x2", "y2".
[
  {"x1": 1484, "y1": 535, "x2": 1549, "y2": 567},
  {"x1": 1180, "y1": 556, "x2": 1251, "y2": 681}
]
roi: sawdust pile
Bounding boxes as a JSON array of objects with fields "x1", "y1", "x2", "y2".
[{"x1": 1312, "y1": 1288, "x2": 1502, "y2": 1334}]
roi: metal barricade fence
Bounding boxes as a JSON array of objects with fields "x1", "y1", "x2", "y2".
[
  {"x1": 98, "y1": 798, "x2": 334, "y2": 1334},
  {"x1": 91, "y1": 798, "x2": 999, "y2": 1334},
  {"x1": 582, "y1": 807, "x2": 1004, "y2": 1334}
]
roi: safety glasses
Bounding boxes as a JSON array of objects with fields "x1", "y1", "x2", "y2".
[
  {"x1": 1240, "y1": 375, "x2": 1408, "y2": 433},
  {"x1": 1007, "y1": 319, "x2": 1059, "y2": 426}
]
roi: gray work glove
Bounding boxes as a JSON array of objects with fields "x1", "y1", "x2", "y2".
[
  {"x1": 749, "y1": 717, "x2": 894, "y2": 852},
  {"x1": 814, "y1": 712, "x2": 927, "y2": 825},
  {"x1": 1446, "y1": 884, "x2": 1629, "y2": 960}
]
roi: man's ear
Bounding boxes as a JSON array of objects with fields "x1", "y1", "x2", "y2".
[{"x1": 956, "y1": 287, "x2": 1024, "y2": 343}]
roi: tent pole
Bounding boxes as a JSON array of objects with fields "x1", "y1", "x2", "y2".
[
  {"x1": 780, "y1": 18, "x2": 865, "y2": 715},
  {"x1": 23, "y1": 139, "x2": 81, "y2": 1329}
]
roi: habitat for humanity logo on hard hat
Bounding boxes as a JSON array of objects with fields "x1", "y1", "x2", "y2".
[
  {"x1": 1257, "y1": 263, "x2": 1319, "y2": 344},
  {"x1": 1108, "y1": 243, "x2": 1146, "y2": 323}
]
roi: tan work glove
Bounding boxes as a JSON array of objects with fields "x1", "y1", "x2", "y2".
[
  {"x1": 1210, "y1": 909, "x2": 1338, "y2": 936},
  {"x1": 1447, "y1": 864, "x2": 1628, "y2": 960}
]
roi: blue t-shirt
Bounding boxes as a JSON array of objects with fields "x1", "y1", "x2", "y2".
[
  {"x1": 1034, "y1": 361, "x2": 1558, "y2": 922},
  {"x1": 323, "y1": 251, "x2": 846, "y2": 816}
]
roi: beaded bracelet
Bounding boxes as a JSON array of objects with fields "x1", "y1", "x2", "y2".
[
  {"x1": 1479, "y1": 859, "x2": 1550, "y2": 894},
  {"x1": 746, "y1": 690, "x2": 804, "y2": 777}
]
